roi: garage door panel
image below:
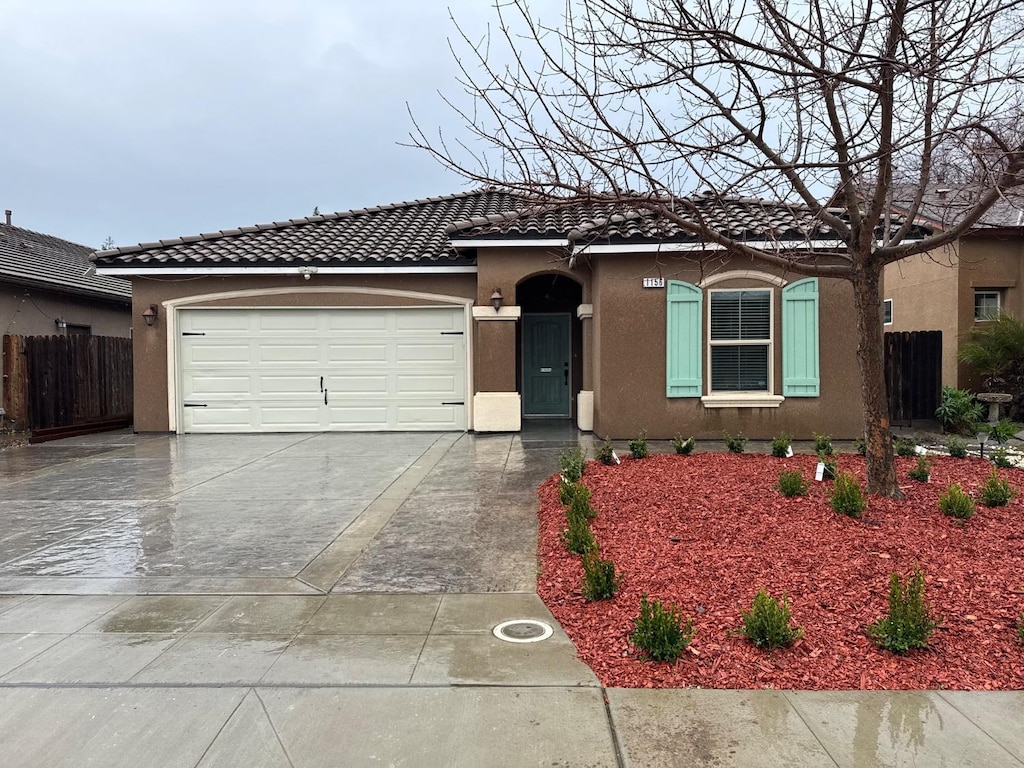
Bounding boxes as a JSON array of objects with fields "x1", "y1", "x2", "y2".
[{"x1": 179, "y1": 307, "x2": 466, "y2": 433}]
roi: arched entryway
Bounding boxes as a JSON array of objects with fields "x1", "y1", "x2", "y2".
[{"x1": 516, "y1": 274, "x2": 584, "y2": 419}]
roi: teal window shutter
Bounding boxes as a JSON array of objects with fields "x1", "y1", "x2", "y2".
[
  {"x1": 782, "y1": 278, "x2": 820, "y2": 396},
  {"x1": 666, "y1": 281, "x2": 702, "y2": 397}
]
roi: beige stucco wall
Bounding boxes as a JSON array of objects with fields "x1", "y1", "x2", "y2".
[
  {"x1": 129, "y1": 273, "x2": 476, "y2": 432},
  {"x1": 590, "y1": 255, "x2": 863, "y2": 440}
]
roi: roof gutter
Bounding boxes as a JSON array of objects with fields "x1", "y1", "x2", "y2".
[{"x1": 95, "y1": 265, "x2": 478, "y2": 277}]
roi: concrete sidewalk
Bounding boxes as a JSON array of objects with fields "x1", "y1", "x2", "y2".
[{"x1": 0, "y1": 429, "x2": 1022, "y2": 766}]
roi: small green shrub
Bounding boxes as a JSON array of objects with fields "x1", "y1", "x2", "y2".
[
  {"x1": 724, "y1": 431, "x2": 747, "y2": 453},
  {"x1": 738, "y1": 589, "x2": 804, "y2": 649},
  {"x1": 774, "y1": 470, "x2": 809, "y2": 497},
  {"x1": 580, "y1": 550, "x2": 621, "y2": 601},
  {"x1": 939, "y1": 482, "x2": 975, "y2": 520},
  {"x1": 991, "y1": 447, "x2": 1014, "y2": 469},
  {"x1": 894, "y1": 436, "x2": 918, "y2": 457},
  {"x1": 853, "y1": 437, "x2": 867, "y2": 456},
  {"x1": 813, "y1": 432, "x2": 834, "y2": 456},
  {"x1": 630, "y1": 595, "x2": 695, "y2": 663},
  {"x1": 830, "y1": 471, "x2": 866, "y2": 518},
  {"x1": 908, "y1": 456, "x2": 931, "y2": 483},
  {"x1": 558, "y1": 476, "x2": 576, "y2": 506},
  {"x1": 1017, "y1": 615, "x2": 1024, "y2": 646},
  {"x1": 628, "y1": 430, "x2": 649, "y2": 459},
  {"x1": 558, "y1": 446, "x2": 587, "y2": 482},
  {"x1": 560, "y1": 512, "x2": 596, "y2": 555},
  {"x1": 867, "y1": 567, "x2": 942, "y2": 654},
  {"x1": 988, "y1": 418, "x2": 1020, "y2": 444},
  {"x1": 771, "y1": 433, "x2": 792, "y2": 458},
  {"x1": 818, "y1": 451, "x2": 837, "y2": 481},
  {"x1": 980, "y1": 468, "x2": 1015, "y2": 507},
  {"x1": 947, "y1": 435, "x2": 968, "y2": 458},
  {"x1": 596, "y1": 437, "x2": 616, "y2": 465},
  {"x1": 671, "y1": 434, "x2": 696, "y2": 455},
  {"x1": 935, "y1": 386, "x2": 983, "y2": 434},
  {"x1": 568, "y1": 484, "x2": 598, "y2": 520}
]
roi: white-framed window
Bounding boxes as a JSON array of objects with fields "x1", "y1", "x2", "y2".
[
  {"x1": 974, "y1": 290, "x2": 1001, "y2": 321},
  {"x1": 708, "y1": 288, "x2": 772, "y2": 392},
  {"x1": 883, "y1": 298, "x2": 893, "y2": 325}
]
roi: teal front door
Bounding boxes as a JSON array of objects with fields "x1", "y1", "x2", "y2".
[{"x1": 523, "y1": 313, "x2": 571, "y2": 416}]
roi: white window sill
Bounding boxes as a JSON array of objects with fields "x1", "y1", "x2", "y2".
[{"x1": 701, "y1": 394, "x2": 785, "y2": 408}]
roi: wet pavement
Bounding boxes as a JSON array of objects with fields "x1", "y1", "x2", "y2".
[{"x1": 0, "y1": 427, "x2": 1022, "y2": 766}]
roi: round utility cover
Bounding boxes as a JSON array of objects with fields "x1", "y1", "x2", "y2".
[{"x1": 492, "y1": 619, "x2": 554, "y2": 643}]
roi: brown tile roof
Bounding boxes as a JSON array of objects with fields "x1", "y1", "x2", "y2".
[
  {"x1": 92, "y1": 190, "x2": 931, "y2": 271},
  {"x1": 889, "y1": 183, "x2": 1024, "y2": 230},
  {"x1": 0, "y1": 224, "x2": 130, "y2": 301},
  {"x1": 92, "y1": 190, "x2": 523, "y2": 269}
]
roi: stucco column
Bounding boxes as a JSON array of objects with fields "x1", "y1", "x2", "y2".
[
  {"x1": 472, "y1": 305, "x2": 521, "y2": 431},
  {"x1": 577, "y1": 303, "x2": 594, "y2": 431}
]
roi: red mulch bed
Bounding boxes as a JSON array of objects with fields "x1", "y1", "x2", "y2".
[{"x1": 537, "y1": 453, "x2": 1024, "y2": 689}]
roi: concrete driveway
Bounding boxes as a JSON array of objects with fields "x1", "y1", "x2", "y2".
[{"x1": 0, "y1": 430, "x2": 553, "y2": 595}]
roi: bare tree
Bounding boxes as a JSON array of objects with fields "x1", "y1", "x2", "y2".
[{"x1": 411, "y1": 0, "x2": 1024, "y2": 497}]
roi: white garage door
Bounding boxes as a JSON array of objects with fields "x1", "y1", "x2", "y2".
[{"x1": 177, "y1": 307, "x2": 467, "y2": 432}]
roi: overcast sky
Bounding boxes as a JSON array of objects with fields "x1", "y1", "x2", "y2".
[{"x1": 1, "y1": 1, "x2": 549, "y2": 249}]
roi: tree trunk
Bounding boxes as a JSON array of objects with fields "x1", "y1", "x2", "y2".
[{"x1": 852, "y1": 260, "x2": 902, "y2": 499}]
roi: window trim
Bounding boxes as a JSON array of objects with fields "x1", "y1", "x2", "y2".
[
  {"x1": 883, "y1": 298, "x2": 893, "y2": 326},
  {"x1": 974, "y1": 290, "x2": 1001, "y2": 322},
  {"x1": 706, "y1": 287, "x2": 774, "y2": 395}
]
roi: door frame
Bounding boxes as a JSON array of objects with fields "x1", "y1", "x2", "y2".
[{"x1": 520, "y1": 312, "x2": 573, "y2": 418}]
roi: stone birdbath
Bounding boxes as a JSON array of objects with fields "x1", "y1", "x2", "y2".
[{"x1": 976, "y1": 392, "x2": 1012, "y2": 424}]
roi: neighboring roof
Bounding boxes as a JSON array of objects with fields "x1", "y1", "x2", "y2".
[
  {"x1": 889, "y1": 183, "x2": 1024, "y2": 230},
  {"x1": 447, "y1": 193, "x2": 928, "y2": 243},
  {"x1": 92, "y1": 190, "x2": 524, "y2": 270},
  {"x1": 0, "y1": 223, "x2": 131, "y2": 302},
  {"x1": 92, "y1": 189, "x2": 932, "y2": 272}
]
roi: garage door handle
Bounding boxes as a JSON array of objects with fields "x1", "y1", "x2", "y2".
[
  {"x1": 319, "y1": 376, "x2": 323, "y2": 392},
  {"x1": 442, "y1": 401, "x2": 464, "y2": 406},
  {"x1": 324, "y1": 390, "x2": 328, "y2": 405},
  {"x1": 183, "y1": 403, "x2": 207, "y2": 408}
]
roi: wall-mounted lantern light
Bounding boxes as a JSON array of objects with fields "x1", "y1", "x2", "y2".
[
  {"x1": 142, "y1": 305, "x2": 158, "y2": 327},
  {"x1": 490, "y1": 288, "x2": 504, "y2": 312}
]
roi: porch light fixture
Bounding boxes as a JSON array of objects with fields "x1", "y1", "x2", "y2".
[
  {"x1": 490, "y1": 287, "x2": 504, "y2": 312},
  {"x1": 142, "y1": 305, "x2": 158, "y2": 327}
]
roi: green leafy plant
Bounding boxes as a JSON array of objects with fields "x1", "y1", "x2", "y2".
[
  {"x1": 939, "y1": 482, "x2": 975, "y2": 520},
  {"x1": 894, "y1": 436, "x2": 918, "y2": 457},
  {"x1": 830, "y1": 471, "x2": 866, "y2": 518},
  {"x1": 908, "y1": 456, "x2": 931, "y2": 483},
  {"x1": 770, "y1": 433, "x2": 792, "y2": 458},
  {"x1": 813, "y1": 432, "x2": 834, "y2": 456},
  {"x1": 628, "y1": 429, "x2": 649, "y2": 459},
  {"x1": 992, "y1": 447, "x2": 1014, "y2": 468},
  {"x1": 738, "y1": 589, "x2": 804, "y2": 649},
  {"x1": 1017, "y1": 615, "x2": 1024, "y2": 646},
  {"x1": 853, "y1": 437, "x2": 867, "y2": 456},
  {"x1": 596, "y1": 437, "x2": 616, "y2": 465},
  {"x1": 630, "y1": 595, "x2": 695, "y2": 663},
  {"x1": 558, "y1": 476, "x2": 577, "y2": 506},
  {"x1": 774, "y1": 470, "x2": 809, "y2": 497},
  {"x1": 560, "y1": 511, "x2": 596, "y2": 555},
  {"x1": 724, "y1": 431, "x2": 747, "y2": 453},
  {"x1": 947, "y1": 435, "x2": 968, "y2": 458},
  {"x1": 934, "y1": 386, "x2": 983, "y2": 434},
  {"x1": 818, "y1": 451, "x2": 837, "y2": 481},
  {"x1": 980, "y1": 468, "x2": 1015, "y2": 507},
  {"x1": 867, "y1": 567, "x2": 942, "y2": 654},
  {"x1": 558, "y1": 446, "x2": 587, "y2": 482},
  {"x1": 671, "y1": 434, "x2": 696, "y2": 455},
  {"x1": 581, "y1": 549, "x2": 621, "y2": 601},
  {"x1": 568, "y1": 483, "x2": 598, "y2": 520},
  {"x1": 987, "y1": 419, "x2": 1020, "y2": 444}
]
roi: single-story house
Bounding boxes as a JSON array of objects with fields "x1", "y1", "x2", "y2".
[
  {"x1": 92, "y1": 190, "x2": 920, "y2": 439},
  {"x1": 1, "y1": 212, "x2": 131, "y2": 407},
  {"x1": 883, "y1": 184, "x2": 1024, "y2": 390}
]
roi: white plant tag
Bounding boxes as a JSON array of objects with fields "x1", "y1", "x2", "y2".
[
  {"x1": 815, "y1": 462, "x2": 825, "y2": 481},
  {"x1": 612, "y1": 451, "x2": 621, "y2": 465},
  {"x1": 786, "y1": 446, "x2": 794, "y2": 458},
  {"x1": 915, "y1": 445, "x2": 927, "y2": 455}
]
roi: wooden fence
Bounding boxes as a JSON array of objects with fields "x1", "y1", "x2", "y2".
[
  {"x1": 884, "y1": 330, "x2": 942, "y2": 425},
  {"x1": 2, "y1": 334, "x2": 132, "y2": 432}
]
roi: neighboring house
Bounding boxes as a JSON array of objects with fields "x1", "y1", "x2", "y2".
[
  {"x1": 92, "y1": 190, "x2": 925, "y2": 438},
  {"x1": 883, "y1": 185, "x2": 1024, "y2": 390},
  {"x1": 1, "y1": 212, "x2": 132, "y2": 407}
]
